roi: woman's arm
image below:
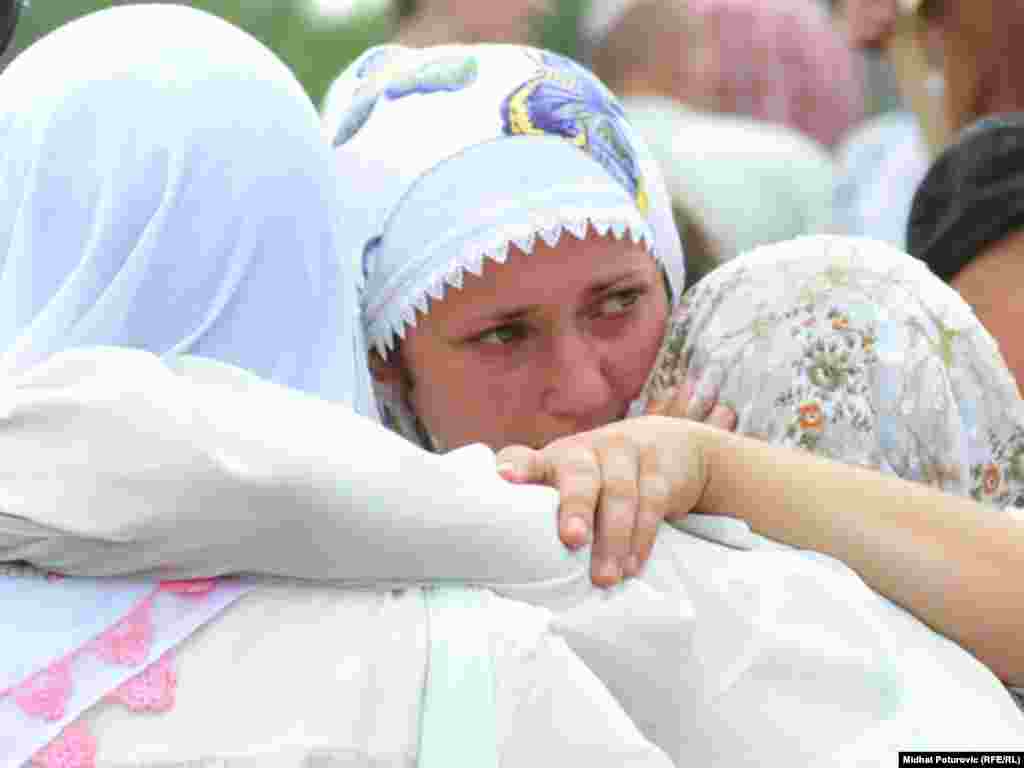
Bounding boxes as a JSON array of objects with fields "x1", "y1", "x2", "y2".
[
  {"x1": 696, "y1": 421, "x2": 1024, "y2": 688},
  {"x1": 0, "y1": 347, "x2": 578, "y2": 588},
  {"x1": 497, "y1": 415, "x2": 1024, "y2": 687}
]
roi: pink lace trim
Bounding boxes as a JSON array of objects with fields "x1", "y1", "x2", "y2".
[
  {"x1": 14, "y1": 659, "x2": 73, "y2": 721},
  {"x1": 30, "y1": 723, "x2": 97, "y2": 768},
  {"x1": 7, "y1": 578, "x2": 221, "y2": 764},
  {"x1": 106, "y1": 650, "x2": 177, "y2": 713},
  {"x1": 89, "y1": 596, "x2": 155, "y2": 667}
]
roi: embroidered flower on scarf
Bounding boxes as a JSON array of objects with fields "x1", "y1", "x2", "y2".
[
  {"x1": 333, "y1": 50, "x2": 479, "y2": 146},
  {"x1": 798, "y1": 401, "x2": 825, "y2": 431},
  {"x1": 806, "y1": 345, "x2": 854, "y2": 392},
  {"x1": 829, "y1": 312, "x2": 850, "y2": 331},
  {"x1": 501, "y1": 51, "x2": 648, "y2": 214},
  {"x1": 972, "y1": 426, "x2": 1024, "y2": 506},
  {"x1": 982, "y1": 463, "x2": 1003, "y2": 496}
]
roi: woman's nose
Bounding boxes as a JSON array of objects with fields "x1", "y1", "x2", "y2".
[{"x1": 540, "y1": 331, "x2": 615, "y2": 417}]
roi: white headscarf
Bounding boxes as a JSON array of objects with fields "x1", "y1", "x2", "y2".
[
  {"x1": 0, "y1": 5, "x2": 374, "y2": 762},
  {"x1": 322, "y1": 43, "x2": 685, "y2": 447}
]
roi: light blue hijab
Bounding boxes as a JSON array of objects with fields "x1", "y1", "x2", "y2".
[{"x1": 0, "y1": 5, "x2": 374, "y2": 762}]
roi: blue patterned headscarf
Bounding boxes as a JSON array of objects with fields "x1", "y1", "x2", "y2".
[{"x1": 322, "y1": 44, "x2": 685, "y2": 446}]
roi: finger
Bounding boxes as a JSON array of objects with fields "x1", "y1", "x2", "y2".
[
  {"x1": 591, "y1": 437, "x2": 640, "y2": 586},
  {"x1": 548, "y1": 444, "x2": 601, "y2": 550},
  {"x1": 651, "y1": 373, "x2": 696, "y2": 418},
  {"x1": 686, "y1": 368, "x2": 723, "y2": 422},
  {"x1": 643, "y1": 387, "x2": 675, "y2": 415},
  {"x1": 495, "y1": 444, "x2": 546, "y2": 484},
  {"x1": 628, "y1": 445, "x2": 672, "y2": 577},
  {"x1": 685, "y1": 392, "x2": 714, "y2": 421},
  {"x1": 707, "y1": 403, "x2": 738, "y2": 432}
]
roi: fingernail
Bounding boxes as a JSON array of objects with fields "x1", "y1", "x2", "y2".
[
  {"x1": 566, "y1": 516, "x2": 590, "y2": 544},
  {"x1": 685, "y1": 396, "x2": 706, "y2": 420},
  {"x1": 598, "y1": 558, "x2": 622, "y2": 584},
  {"x1": 624, "y1": 555, "x2": 641, "y2": 578},
  {"x1": 496, "y1": 463, "x2": 519, "y2": 480}
]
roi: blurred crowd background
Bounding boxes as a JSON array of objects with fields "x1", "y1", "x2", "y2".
[
  {"x1": 9, "y1": 1, "x2": 1012, "y2": 349},
  {"x1": 2, "y1": 0, "x2": 590, "y2": 107},
  {"x1": 2, "y1": 0, "x2": 900, "y2": 117}
]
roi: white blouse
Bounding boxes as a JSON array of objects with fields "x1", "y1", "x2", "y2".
[
  {"x1": 73, "y1": 584, "x2": 670, "y2": 768},
  {"x1": 3, "y1": 349, "x2": 1023, "y2": 767}
]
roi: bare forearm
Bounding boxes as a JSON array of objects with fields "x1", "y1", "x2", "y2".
[{"x1": 694, "y1": 424, "x2": 1024, "y2": 686}]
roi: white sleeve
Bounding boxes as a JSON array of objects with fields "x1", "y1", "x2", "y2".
[{"x1": 0, "y1": 347, "x2": 582, "y2": 588}]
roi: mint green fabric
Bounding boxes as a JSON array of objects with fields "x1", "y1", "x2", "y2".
[{"x1": 418, "y1": 587, "x2": 499, "y2": 768}]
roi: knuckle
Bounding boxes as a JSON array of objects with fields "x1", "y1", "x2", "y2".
[
  {"x1": 560, "y1": 443, "x2": 601, "y2": 475},
  {"x1": 638, "y1": 471, "x2": 673, "y2": 507},
  {"x1": 601, "y1": 473, "x2": 639, "y2": 503}
]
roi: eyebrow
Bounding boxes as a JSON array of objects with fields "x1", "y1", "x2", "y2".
[{"x1": 467, "y1": 270, "x2": 646, "y2": 327}]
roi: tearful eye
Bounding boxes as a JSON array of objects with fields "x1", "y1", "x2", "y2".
[
  {"x1": 597, "y1": 289, "x2": 642, "y2": 316},
  {"x1": 476, "y1": 324, "x2": 525, "y2": 345}
]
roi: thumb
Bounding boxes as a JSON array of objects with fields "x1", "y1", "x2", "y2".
[{"x1": 495, "y1": 444, "x2": 549, "y2": 485}]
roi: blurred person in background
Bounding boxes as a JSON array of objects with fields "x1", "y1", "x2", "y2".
[
  {"x1": 842, "y1": 0, "x2": 1024, "y2": 387},
  {"x1": 688, "y1": 0, "x2": 864, "y2": 149},
  {"x1": 907, "y1": 114, "x2": 1024, "y2": 393},
  {"x1": 586, "y1": 0, "x2": 838, "y2": 267},
  {"x1": 393, "y1": 0, "x2": 553, "y2": 46},
  {"x1": 1, "y1": 0, "x2": 20, "y2": 54},
  {"x1": 842, "y1": 0, "x2": 1024, "y2": 143},
  {"x1": 831, "y1": 0, "x2": 939, "y2": 249},
  {"x1": 832, "y1": 108, "x2": 930, "y2": 249}
]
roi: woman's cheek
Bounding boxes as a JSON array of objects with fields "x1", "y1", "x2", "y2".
[{"x1": 615, "y1": 311, "x2": 670, "y2": 398}]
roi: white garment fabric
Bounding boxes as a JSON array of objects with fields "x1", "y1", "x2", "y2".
[
  {"x1": 0, "y1": 350, "x2": 579, "y2": 588},
  {"x1": 3, "y1": 349, "x2": 1023, "y2": 766},
  {"x1": 1, "y1": 10, "x2": 1018, "y2": 760},
  {"x1": 0, "y1": 4, "x2": 373, "y2": 762},
  {"x1": 0, "y1": 349, "x2": 681, "y2": 767},
  {"x1": 75, "y1": 586, "x2": 673, "y2": 768},
  {"x1": 833, "y1": 111, "x2": 931, "y2": 250},
  {"x1": 623, "y1": 97, "x2": 836, "y2": 261}
]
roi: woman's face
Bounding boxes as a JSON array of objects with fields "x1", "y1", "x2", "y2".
[
  {"x1": 380, "y1": 232, "x2": 670, "y2": 451},
  {"x1": 951, "y1": 229, "x2": 1024, "y2": 393}
]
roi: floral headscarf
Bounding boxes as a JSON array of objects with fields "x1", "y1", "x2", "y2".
[
  {"x1": 642, "y1": 235, "x2": 1024, "y2": 510},
  {"x1": 322, "y1": 44, "x2": 685, "y2": 447},
  {"x1": 691, "y1": 0, "x2": 864, "y2": 148}
]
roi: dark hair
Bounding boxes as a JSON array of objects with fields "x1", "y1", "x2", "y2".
[
  {"x1": 672, "y1": 203, "x2": 720, "y2": 292},
  {"x1": 1, "y1": 0, "x2": 21, "y2": 56},
  {"x1": 395, "y1": 0, "x2": 418, "y2": 19},
  {"x1": 907, "y1": 113, "x2": 1024, "y2": 282}
]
